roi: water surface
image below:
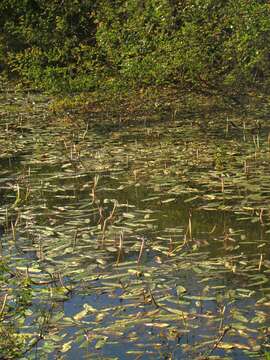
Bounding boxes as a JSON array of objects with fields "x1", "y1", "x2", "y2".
[{"x1": 1, "y1": 94, "x2": 270, "y2": 359}]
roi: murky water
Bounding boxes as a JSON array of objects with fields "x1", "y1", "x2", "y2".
[{"x1": 1, "y1": 93, "x2": 270, "y2": 359}]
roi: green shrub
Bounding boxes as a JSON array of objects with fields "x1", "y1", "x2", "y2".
[{"x1": 0, "y1": 0, "x2": 269, "y2": 93}]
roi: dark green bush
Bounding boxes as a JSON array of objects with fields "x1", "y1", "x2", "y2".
[{"x1": 0, "y1": 0, "x2": 269, "y2": 93}]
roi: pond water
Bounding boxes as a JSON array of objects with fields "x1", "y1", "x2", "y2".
[{"x1": 1, "y1": 93, "x2": 270, "y2": 359}]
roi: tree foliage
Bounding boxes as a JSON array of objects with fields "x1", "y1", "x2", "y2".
[{"x1": 0, "y1": 0, "x2": 269, "y2": 93}]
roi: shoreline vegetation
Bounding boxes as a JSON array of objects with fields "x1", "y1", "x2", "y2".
[
  {"x1": 1, "y1": 74, "x2": 270, "y2": 125},
  {"x1": 1, "y1": 0, "x2": 270, "y2": 113}
]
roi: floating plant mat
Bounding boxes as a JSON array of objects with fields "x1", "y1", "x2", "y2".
[{"x1": 1, "y1": 95, "x2": 270, "y2": 359}]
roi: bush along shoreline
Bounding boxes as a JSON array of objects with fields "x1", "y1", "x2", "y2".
[{"x1": 0, "y1": 0, "x2": 269, "y2": 97}]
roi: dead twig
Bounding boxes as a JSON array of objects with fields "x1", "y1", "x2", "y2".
[{"x1": 201, "y1": 325, "x2": 231, "y2": 359}]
